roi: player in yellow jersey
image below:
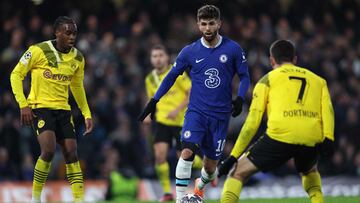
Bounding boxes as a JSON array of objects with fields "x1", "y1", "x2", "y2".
[
  {"x1": 144, "y1": 45, "x2": 204, "y2": 202},
  {"x1": 219, "y1": 40, "x2": 334, "y2": 203},
  {"x1": 10, "y1": 16, "x2": 93, "y2": 203}
]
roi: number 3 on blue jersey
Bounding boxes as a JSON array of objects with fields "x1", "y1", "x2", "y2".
[{"x1": 204, "y1": 68, "x2": 221, "y2": 88}]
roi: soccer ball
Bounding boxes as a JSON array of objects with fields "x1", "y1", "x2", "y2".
[{"x1": 179, "y1": 194, "x2": 203, "y2": 203}]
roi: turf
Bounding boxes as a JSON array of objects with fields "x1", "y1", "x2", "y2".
[{"x1": 99, "y1": 196, "x2": 360, "y2": 203}]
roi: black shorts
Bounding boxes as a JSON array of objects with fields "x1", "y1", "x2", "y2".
[
  {"x1": 154, "y1": 122, "x2": 182, "y2": 151},
  {"x1": 32, "y1": 108, "x2": 75, "y2": 141},
  {"x1": 246, "y1": 134, "x2": 318, "y2": 173}
]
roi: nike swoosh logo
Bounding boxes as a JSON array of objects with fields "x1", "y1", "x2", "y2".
[
  {"x1": 215, "y1": 153, "x2": 222, "y2": 157},
  {"x1": 196, "y1": 58, "x2": 205, "y2": 63}
]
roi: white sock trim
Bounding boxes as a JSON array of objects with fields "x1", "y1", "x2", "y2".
[{"x1": 198, "y1": 167, "x2": 218, "y2": 189}]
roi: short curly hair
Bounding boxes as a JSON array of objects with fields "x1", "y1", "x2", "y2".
[{"x1": 197, "y1": 5, "x2": 220, "y2": 21}]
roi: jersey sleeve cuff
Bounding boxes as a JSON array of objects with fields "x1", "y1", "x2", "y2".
[
  {"x1": 84, "y1": 115, "x2": 92, "y2": 119},
  {"x1": 19, "y1": 101, "x2": 29, "y2": 108}
]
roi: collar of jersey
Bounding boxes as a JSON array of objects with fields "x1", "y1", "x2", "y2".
[
  {"x1": 201, "y1": 35, "x2": 223, "y2": 49},
  {"x1": 278, "y1": 63, "x2": 294, "y2": 69}
]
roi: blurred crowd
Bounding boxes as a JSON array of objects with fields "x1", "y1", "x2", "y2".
[{"x1": 0, "y1": 0, "x2": 360, "y2": 182}]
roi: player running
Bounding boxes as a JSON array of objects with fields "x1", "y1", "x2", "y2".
[
  {"x1": 219, "y1": 40, "x2": 334, "y2": 203},
  {"x1": 144, "y1": 44, "x2": 203, "y2": 202},
  {"x1": 10, "y1": 16, "x2": 92, "y2": 203},
  {"x1": 139, "y1": 5, "x2": 250, "y2": 202}
]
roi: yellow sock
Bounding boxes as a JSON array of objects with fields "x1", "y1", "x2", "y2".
[
  {"x1": 155, "y1": 162, "x2": 171, "y2": 194},
  {"x1": 221, "y1": 177, "x2": 243, "y2": 203},
  {"x1": 66, "y1": 161, "x2": 84, "y2": 202},
  {"x1": 192, "y1": 155, "x2": 203, "y2": 170},
  {"x1": 32, "y1": 158, "x2": 51, "y2": 200},
  {"x1": 302, "y1": 171, "x2": 324, "y2": 203}
]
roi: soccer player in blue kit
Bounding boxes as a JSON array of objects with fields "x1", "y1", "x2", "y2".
[{"x1": 138, "y1": 5, "x2": 250, "y2": 201}]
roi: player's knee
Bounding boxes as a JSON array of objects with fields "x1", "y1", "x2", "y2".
[
  {"x1": 181, "y1": 142, "x2": 198, "y2": 161},
  {"x1": 181, "y1": 148, "x2": 195, "y2": 161},
  {"x1": 40, "y1": 150, "x2": 55, "y2": 162},
  {"x1": 63, "y1": 148, "x2": 78, "y2": 163},
  {"x1": 231, "y1": 167, "x2": 248, "y2": 182},
  {"x1": 154, "y1": 145, "x2": 167, "y2": 164},
  {"x1": 301, "y1": 165, "x2": 318, "y2": 176}
]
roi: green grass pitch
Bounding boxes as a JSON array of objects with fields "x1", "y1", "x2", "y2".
[{"x1": 99, "y1": 196, "x2": 360, "y2": 203}]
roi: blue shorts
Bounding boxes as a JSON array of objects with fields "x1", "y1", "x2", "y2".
[{"x1": 181, "y1": 110, "x2": 230, "y2": 160}]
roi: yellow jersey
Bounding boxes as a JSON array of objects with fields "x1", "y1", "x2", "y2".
[
  {"x1": 231, "y1": 63, "x2": 334, "y2": 158},
  {"x1": 10, "y1": 40, "x2": 91, "y2": 119},
  {"x1": 145, "y1": 66, "x2": 191, "y2": 126}
]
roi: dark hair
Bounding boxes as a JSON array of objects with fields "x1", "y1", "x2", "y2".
[
  {"x1": 151, "y1": 44, "x2": 169, "y2": 55},
  {"x1": 53, "y1": 16, "x2": 76, "y2": 31},
  {"x1": 270, "y1": 40, "x2": 296, "y2": 64},
  {"x1": 197, "y1": 5, "x2": 220, "y2": 21}
]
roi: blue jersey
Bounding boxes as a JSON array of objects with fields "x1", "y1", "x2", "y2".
[{"x1": 154, "y1": 36, "x2": 250, "y2": 119}]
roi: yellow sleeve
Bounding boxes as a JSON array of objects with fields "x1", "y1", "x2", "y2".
[
  {"x1": 230, "y1": 81, "x2": 269, "y2": 158},
  {"x1": 321, "y1": 81, "x2": 334, "y2": 141},
  {"x1": 145, "y1": 77, "x2": 155, "y2": 99},
  {"x1": 10, "y1": 46, "x2": 39, "y2": 108},
  {"x1": 70, "y1": 58, "x2": 92, "y2": 119}
]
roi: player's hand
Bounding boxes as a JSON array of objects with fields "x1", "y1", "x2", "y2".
[
  {"x1": 138, "y1": 98, "x2": 158, "y2": 121},
  {"x1": 83, "y1": 118, "x2": 93, "y2": 136},
  {"x1": 167, "y1": 109, "x2": 179, "y2": 120},
  {"x1": 20, "y1": 106, "x2": 34, "y2": 126},
  {"x1": 143, "y1": 115, "x2": 152, "y2": 124},
  {"x1": 231, "y1": 96, "x2": 243, "y2": 117},
  {"x1": 218, "y1": 155, "x2": 237, "y2": 177},
  {"x1": 316, "y1": 138, "x2": 334, "y2": 157}
]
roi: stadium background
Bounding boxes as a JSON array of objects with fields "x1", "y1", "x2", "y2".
[{"x1": 0, "y1": 0, "x2": 359, "y2": 202}]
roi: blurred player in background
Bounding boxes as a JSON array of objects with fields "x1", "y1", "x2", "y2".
[
  {"x1": 10, "y1": 16, "x2": 93, "y2": 203},
  {"x1": 219, "y1": 40, "x2": 334, "y2": 203},
  {"x1": 144, "y1": 44, "x2": 204, "y2": 202},
  {"x1": 139, "y1": 5, "x2": 250, "y2": 202}
]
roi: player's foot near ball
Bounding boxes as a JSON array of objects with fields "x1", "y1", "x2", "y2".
[
  {"x1": 194, "y1": 178, "x2": 205, "y2": 198},
  {"x1": 160, "y1": 193, "x2": 174, "y2": 202}
]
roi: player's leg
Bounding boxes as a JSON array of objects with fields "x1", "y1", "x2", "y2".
[
  {"x1": 175, "y1": 111, "x2": 205, "y2": 201},
  {"x1": 295, "y1": 146, "x2": 323, "y2": 203},
  {"x1": 175, "y1": 127, "x2": 203, "y2": 170},
  {"x1": 32, "y1": 109, "x2": 57, "y2": 203},
  {"x1": 195, "y1": 116, "x2": 230, "y2": 194},
  {"x1": 154, "y1": 123, "x2": 173, "y2": 201},
  {"x1": 175, "y1": 142, "x2": 198, "y2": 201},
  {"x1": 221, "y1": 155, "x2": 258, "y2": 203},
  {"x1": 301, "y1": 166, "x2": 323, "y2": 203},
  {"x1": 194, "y1": 156, "x2": 218, "y2": 197},
  {"x1": 221, "y1": 134, "x2": 293, "y2": 202},
  {"x1": 57, "y1": 111, "x2": 84, "y2": 203}
]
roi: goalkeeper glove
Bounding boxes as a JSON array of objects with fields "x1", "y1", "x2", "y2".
[
  {"x1": 138, "y1": 98, "x2": 158, "y2": 121},
  {"x1": 232, "y1": 96, "x2": 243, "y2": 117},
  {"x1": 218, "y1": 155, "x2": 237, "y2": 177},
  {"x1": 316, "y1": 138, "x2": 334, "y2": 157}
]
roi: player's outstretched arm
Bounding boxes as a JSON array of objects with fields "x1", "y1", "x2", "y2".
[{"x1": 218, "y1": 81, "x2": 268, "y2": 177}]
